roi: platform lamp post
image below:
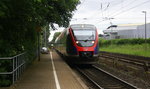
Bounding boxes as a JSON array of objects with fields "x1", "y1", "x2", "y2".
[
  {"x1": 108, "y1": 18, "x2": 114, "y2": 40},
  {"x1": 142, "y1": 11, "x2": 147, "y2": 44},
  {"x1": 36, "y1": 26, "x2": 42, "y2": 61},
  {"x1": 107, "y1": 17, "x2": 114, "y2": 45},
  {"x1": 142, "y1": 11, "x2": 149, "y2": 71}
]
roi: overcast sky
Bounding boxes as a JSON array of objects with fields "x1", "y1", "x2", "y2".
[
  {"x1": 70, "y1": 0, "x2": 150, "y2": 34},
  {"x1": 49, "y1": 0, "x2": 150, "y2": 41}
]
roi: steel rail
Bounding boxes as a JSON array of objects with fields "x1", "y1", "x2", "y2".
[
  {"x1": 76, "y1": 67, "x2": 104, "y2": 89},
  {"x1": 76, "y1": 65, "x2": 139, "y2": 89},
  {"x1": 99, "y1": 51, "x2": 150, "y2": 71},
  {"x1": 93, "y1": 65, "x2": 138, "y2": 89},
  {"x1": 99, "y1": 51, "x2": 150, "y2": 63}
]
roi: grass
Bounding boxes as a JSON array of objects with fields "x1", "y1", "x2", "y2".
[{"x1": 100, "y1": 44, "x2": 150, "y2": 57}]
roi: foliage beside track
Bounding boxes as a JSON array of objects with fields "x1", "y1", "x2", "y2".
[
  {"x1": 99, "y1": 38, "x2": 150, "y2": 47},
  {"x1": 51, "y1": 32, "x2": 61, "y2": 43},
  {"x1": 0, "y1": 0, "x2": 79, "y2": 87},
  {"x1": 99, "y1": 38, "x2": 150, "y2": 57},
  {"x1": 0, "y1": 0, "x2": 80, "y2": 57}
]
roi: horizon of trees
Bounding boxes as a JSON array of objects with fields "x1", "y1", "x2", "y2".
[{"x1": 0, "y1": 0, "x2": 80, "y2": 57}]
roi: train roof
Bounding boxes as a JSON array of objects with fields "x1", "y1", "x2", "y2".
[{"x1": 70, "y1": 24, "x2": 96, "y2": 30}]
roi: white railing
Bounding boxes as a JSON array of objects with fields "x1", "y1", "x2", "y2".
[{"x1": 0, "y1": 53, "x2": 26, "y2": 84}]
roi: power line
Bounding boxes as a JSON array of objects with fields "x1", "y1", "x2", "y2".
[
  {"x1": 107, "y1": 0, "x2": 137, "y2": 17},
  {"x1": 73, "y1": 0, "x2": 86, "y2": 15},
  {"x1": 110, "y1": 0, "x2": 150, "y2": 17},
  {"x1": 73, "y1": 0, "x2": 126, "y2": 22},
  {"x1": 71, "y1": 0, "x2": 86, "y2": 23},
  {"x1": 88, "y1": 0, "x2": 128, "y2": 19},
  {"x1": 77, "y1": 0, "x2": 86, "y2": 10},
  {"x1": 96, "y1": 0, "x2": 150, "y2": 24},
  {"x1": 105, "y1": 0, "x2": 138, "y2": 18}
]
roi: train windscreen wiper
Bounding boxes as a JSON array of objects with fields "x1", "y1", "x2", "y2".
[{"x1": 84, "y1": 34, "x2": 94, "y2": 42}]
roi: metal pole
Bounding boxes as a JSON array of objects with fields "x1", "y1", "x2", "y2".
[
  {"x1": 108, "y1": 18, "x2": 114, "y2": 40},
  {"x1": 38, "y1": 32, "x2": 40, "y2": 61},
  {"x1": 110, "y1": 21, "x2": 113, "y2": 40},
  {"x1": 142, "y1": 11, "x2": 147, "y2": 43},
  {"x1": 16, "y1": 57, "x2": 17, "y2": 81},
  {"x1": 145, "y1": 12, "x2": 147, "y2": 40},
  {"x1": 142, "y1": 11, "x2": 147, "y2": 52},
  {"x1": 45, "y1": 29, "x2": 47, "y2": 47},
  {"x1": 12, "y1": 58, "x2": 15, "y2": 84}
]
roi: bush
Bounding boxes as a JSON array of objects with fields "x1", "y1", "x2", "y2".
[
  {"x1": 0, "y1": 75, "x2": 11, "y2": 87},
  {"x1": 115, "y1": 39, "x2": 130, "y2": 45},
  {"x1": 99, "y1": 38, "x2": 150, "y2": 47},
  {"x1": 147, "y1": 38, "x2": 150, "y2": 44},
  {"x1": 99, "y1": 39, "x2": 111, "y2": 47},
  {"x1": 130, "y1": 38, "x2": 144, "y2": 44}
]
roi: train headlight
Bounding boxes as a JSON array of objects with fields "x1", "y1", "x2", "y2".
[
  {"x1": 76, "y1": 41, "x2": 79, "y2": 44},
  {"x1": 92, "y1": 41, "x2": 94, "y2": 43}
]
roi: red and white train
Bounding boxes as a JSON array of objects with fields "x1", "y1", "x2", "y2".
[{"x1": 55, "y1": 24, "x2": 99, "y2": 63}]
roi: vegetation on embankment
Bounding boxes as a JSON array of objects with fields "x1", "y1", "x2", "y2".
[
  {"x1": 99, "y1": 38, "x2": 150, "y2": 57},
  {"x1": 0, "y1": 0, "x2": 80, "y2": 87},
  {"x1": 0, "y1": 0, "x2": 80, "y2": 57},
  {"x1": 51, "y1": 32, "x2": 61, "y2": 43}
]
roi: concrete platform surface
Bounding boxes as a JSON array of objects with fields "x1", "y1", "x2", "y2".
[
  {"x1": 0, "y1": 50, "x2": 88, "y2": 89},
  {"x1": 51, "y1": 51, "x2": 88, "y2": 89}
]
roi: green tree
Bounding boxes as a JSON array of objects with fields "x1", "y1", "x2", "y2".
[
  {"x1": 0, "y1": 0, "x2": 79, "y2": 57},
  {"x1": 0, "y1": 0, "x2": 79, "y2": 86}
]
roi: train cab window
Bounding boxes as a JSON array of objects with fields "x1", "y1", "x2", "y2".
[
  {"x1": 73, "y1": 30, "x2": 96, "y2": 41},
  {"x1": 72, "y1": 29, "x2": 96, "y2": 47}
]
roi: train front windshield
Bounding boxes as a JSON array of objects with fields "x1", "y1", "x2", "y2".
[{"x1": 73, "y1": 29, "x2": 96, "y2": 47}]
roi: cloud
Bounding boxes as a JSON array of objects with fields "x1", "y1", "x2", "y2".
[{"x1": 70, "y1": 0, "x2": 150, "y2": 34}]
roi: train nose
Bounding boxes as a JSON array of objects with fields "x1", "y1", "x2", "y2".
[{"x1": 79, "y1": 51, "x2": 93, "y2": 57}]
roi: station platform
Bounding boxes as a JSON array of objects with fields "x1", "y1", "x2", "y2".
[{"x1": 2, "y1": 50, "x2": 88, "y2": 89}]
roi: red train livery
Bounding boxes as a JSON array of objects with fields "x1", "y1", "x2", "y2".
[{"x1": 55, "y1": 24, "x2": 99, "y2": 63}]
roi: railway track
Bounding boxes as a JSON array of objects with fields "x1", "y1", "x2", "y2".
[
  {"x1": 99, "y1": 51, "x2": 150, "y2": 71},
  {"x1": 76, "y1": 64, "x2": 138, "y2": 89},
  {"x1": 56, "y1": 50, "x2": 148, "y2": 88}
]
